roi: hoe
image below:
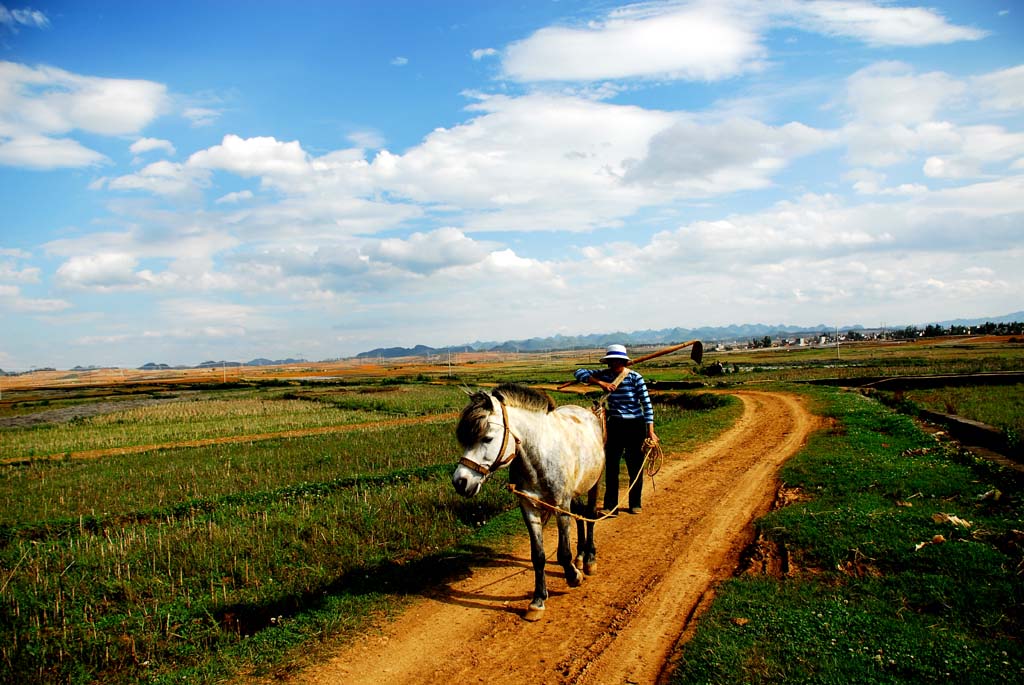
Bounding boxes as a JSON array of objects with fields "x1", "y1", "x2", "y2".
[{"x1": 557, "y1": 339, "x2": 703, "y2": 390}]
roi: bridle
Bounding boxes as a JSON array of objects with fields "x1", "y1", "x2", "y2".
[{"x1": 458, "y1": 397, "x2": 521, "y2": 476}]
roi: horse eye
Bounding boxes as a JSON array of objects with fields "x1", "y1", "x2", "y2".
[{"x1": 482, "y1": 437, "x2": 494, "y2": 444}]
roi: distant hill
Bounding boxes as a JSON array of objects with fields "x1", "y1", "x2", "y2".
[
  {"x1": 139, "y1": 358, "x2": 305, "y2": 370},
  {"x1": 925, "y1": 310, "x2": 1024, "y2": 328},
  {"x1": 245, "y1": 358, "x2": 305, "y2": 366},
  {"x1": 356, "y1": 311, "x2": 1024, "y2": 359},
  {"x1": 356, "y1": 345, "x2": 474, "y2": 360}
]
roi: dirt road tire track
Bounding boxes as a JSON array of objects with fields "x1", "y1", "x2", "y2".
[{"x1": 291, "y1": 390, "x2": 820, "y2": 685}]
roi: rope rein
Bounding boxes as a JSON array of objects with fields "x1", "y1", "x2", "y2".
[{"x1": 506, "y1": 435, "x2": 664, "y2": 524}]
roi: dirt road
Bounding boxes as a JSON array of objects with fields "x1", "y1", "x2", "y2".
[{"x1": 292, "y1": 390, "x2": 820, "y2": 685}]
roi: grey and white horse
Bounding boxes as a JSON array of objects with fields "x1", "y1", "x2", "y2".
[{"x1": 452, "y1": 383, "x2": 604, "y2": 619}]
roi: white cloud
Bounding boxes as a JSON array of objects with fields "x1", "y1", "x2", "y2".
[
  {"x1": 847, "y1": 167, "x2": 927, "y2": 195},
  {"x1": 183, "y1": 106, "x2": 221, "y2": 127},
  {"x1": 838, "y1": 63, "x2": 1024, "y2": 172},
  {"x1": 845, "y1": 61, "x2": 964, "y2": 125},
  {"x1": 366, "y1": 93, "x2": 676, "y2": 231},
  {"x1": 188, "y1": 134, "x2": 310, "y2": 178},
  {"x1": 624, "y1": 116, "x2": 836, "y2": 193},
  {"x1": 789, "y1": 0, "x2": 988, "y2": 47},
  {"x1": 101, "y1": 160, "x2": 209, "y2": 197},
  {"x1": 364, "y1": 228, "x2": 490, "y2": 274},
  {"x1": 0, "y1": 60, "x2": 167, "y2": 168},
  {"x1": 158, "y1": 298, "x2": 260, "y2": 328},
  {"x1": 0, "y1": 5, "x2": 49, "y2": 30},
  {"x1": 503, "y1": 3, "x2": 764, "y2": 82},
  {"x1": 0, "y1": 283, "x2": 70, "y2": 312},
  {"x1": 472, "y1": 48, "x2": 498, "y2": 60},
  {"x1": 0, "y1": 61, "x2": 168, "y2": 135},
  {"x1": 216, "y1": 189, "x2": 254, "y2": 204},
  {"x1": 0, "y1": 133, "x2": 105, "y2": 168},
  {"x1": 0, "y1": 258, "x2": 39, "y2": 282},
  {"x1": 921, "y1": 125, "x2": 1024, "y2": 178},
  {"x1": 55, "y1": 252, "x2": 142, "y2": 289},
  {"x1": 499, "y1": 1, "x2": 986, "y2": 84},
  {"x1": 347, "y1": 129, "x2": 385, "y2": 149},
  {"x1": 391, "y1": 56, "x2": 409, "y2": 66},
  {"x1": 972, "y1": 64, "x2": 1024, "y2": 112},
  {"x1": 130, "y1": 137, "x2": 176, "y2": 156}
]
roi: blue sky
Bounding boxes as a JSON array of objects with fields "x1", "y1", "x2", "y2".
[{"x1": 1, "y1": 1, "x2": 1022, "y2": 370}]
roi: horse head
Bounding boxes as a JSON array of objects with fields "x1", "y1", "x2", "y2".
[{"x1": 451, "y1": 388, "x2": 520, "y2": 497}]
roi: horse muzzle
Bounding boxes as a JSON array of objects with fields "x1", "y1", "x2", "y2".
[{"x1": 451, "y1": 465, "x2": 485, "y2": 497}]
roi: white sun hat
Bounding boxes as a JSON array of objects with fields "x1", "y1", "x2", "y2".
[{"x1": 600, "y1": 344, "x2": 630, "y2": 363}]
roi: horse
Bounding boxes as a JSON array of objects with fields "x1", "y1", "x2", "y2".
[{"x1": 451, "y1": 383, "x2": 605, "y2": 619}]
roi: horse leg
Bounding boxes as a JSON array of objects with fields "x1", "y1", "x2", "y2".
[
  {"x1": 572, "y1": 498, "x2": 586, "y2": 570},
  {"x1": 557, "y1": 511, "x2": 584, "y2": 588},
  {"x1": 520, "y1": 505, "x2": 548, "y2": 620},
  {"x1": 572, "y1": 488, "x2": 598, "y2": 574},
  {"x1": 583, "y1": 483, "x2": 598, "y2": 575}
]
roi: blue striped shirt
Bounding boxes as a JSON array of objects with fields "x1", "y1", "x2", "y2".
[{"x1": 574, "y1": 368, "x2": 654, "y2": 423}]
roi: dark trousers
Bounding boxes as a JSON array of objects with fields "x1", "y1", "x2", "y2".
[{"x1": 603, "y1": 418, "x2": 646, "y2": 510}]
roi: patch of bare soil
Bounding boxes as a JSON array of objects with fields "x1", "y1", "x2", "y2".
[
  {"x1": 0, "y1": 394, "x2": 195, "y2": 429},
  {"x1": 288, "y1": 390, "x2": 821, "y2": 685}
]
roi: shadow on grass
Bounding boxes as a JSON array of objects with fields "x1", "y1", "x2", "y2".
[{"x1": 214, "y1": 540, "x2": 532, "y2": 635}]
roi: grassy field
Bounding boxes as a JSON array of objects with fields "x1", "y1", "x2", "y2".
[
  {"x1": 0, "y1": 381, "x2": 739, "y2": 684},
  {"x1": 2, "y1": 335, "x2": 1021, "y2": 683},
  {"x1": 894, "y1": 383, "x2": 1024, "y2": 453},
  {"x1": 669, "y1": 386, "x2": 1024, "y2": 683}
]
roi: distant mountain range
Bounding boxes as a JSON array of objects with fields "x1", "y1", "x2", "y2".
[
  {"x1": 355, "y1": 310, "x2": 1024, "y2": 359},
  {"x1": 137, "y1": 358, "x2": 305, "y2": 371},
  {"x1": 10, "y1": 313, "x2": 1017, "y2": 375}
]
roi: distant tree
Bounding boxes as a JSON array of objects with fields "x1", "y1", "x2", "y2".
[
  {"x1": 762, "y1": 335, "x2": 772, "y2": 348},
  {"x1": 847, "y1": 330, "x2": 864, "y2": 341}
]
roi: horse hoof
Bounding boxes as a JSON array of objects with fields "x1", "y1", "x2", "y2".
[
  {"x1": 524, "y1": 606, "x2": 545, "y2": 622},
  {"x1": 574, "y1": 555, "x2": 584, "y2": 570},
  {"x1": 567, "y1": 570, "x2": 584, "y2": 587},
  {"x1": 583, "y1": 561, "x2": 597, "y2": 576}
]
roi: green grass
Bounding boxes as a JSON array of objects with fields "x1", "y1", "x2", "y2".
[
  {"x1": 898, "y1": 383, "x2": 1024, "y2": 452},
  {"x1": 669, "y1": 387, "x2": 1024, "y2": 684},
  {"x1": 0, "y1": 383, "x2": 740, "y2": 684},
  {"x1": 0, "y1": 421, "x2": 457, "y2": 525}
]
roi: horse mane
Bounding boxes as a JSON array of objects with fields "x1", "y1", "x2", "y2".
[
  {"x1": 455, "y1": 383, "x2": 554, "y2": 447},
  {"x1": 493, "y1": 383, "x2": 555, "y2": 413}
]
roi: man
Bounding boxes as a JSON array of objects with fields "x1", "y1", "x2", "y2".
[{"x1": 574, "y1": 344, "x2": 658, "y2": 515}]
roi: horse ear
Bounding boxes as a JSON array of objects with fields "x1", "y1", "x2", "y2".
[{"x1": 459, "y1": 385, "x2": 474, "y2": 396}]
